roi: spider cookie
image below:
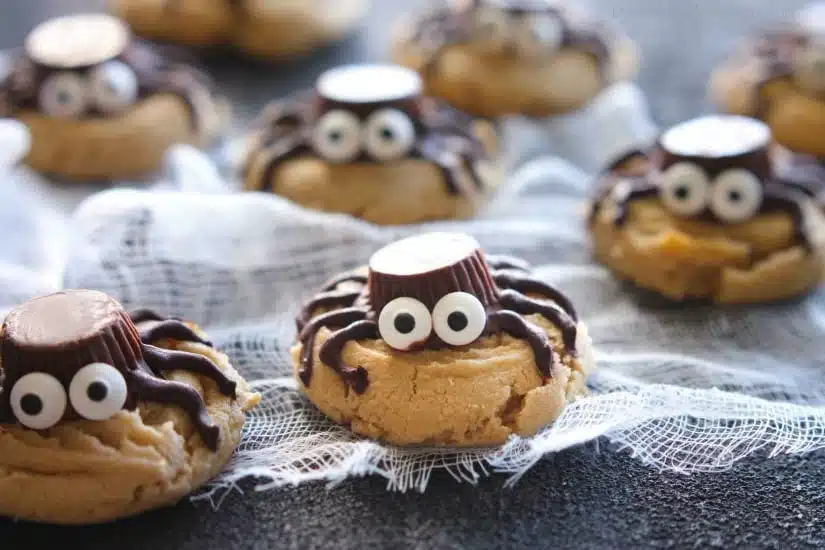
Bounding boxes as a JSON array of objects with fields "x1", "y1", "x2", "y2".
[
  {"x1": 589, "y1": 115, "x2": 825, "y2": 303},
  {"x1": 392, "y1": 0, "x2": 640, "y2": 118},
  {"x1": 0, "y1": 14, "x2": 229, "y2": 180},
  {"x1": 112, "y1": 0, "x2": 370, "y2": 59},
  {"x1": 242, "y1": 64, "x2": 501, "y2": 225},
  {"x1": 292, "y1": 232, "x2": 594, "y2": 446},
  {"x1": 711, "y1": 3, "x2": 825, "y2": 158},
  {"x1": 0, "y1": 290, "x2": 259, "y2": 524}
]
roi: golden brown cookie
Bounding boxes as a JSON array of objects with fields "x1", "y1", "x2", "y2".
[
  {"x1": 112, "y1": 0, "x2": 370, "y2": 59},
  {"x1": 0, "y1": 291, "x2": 259, "y2": 524},
  {"x1": 292, "y1": 232, "x2": 594, "y2": 446},
  {"x1": 242, "y1": 64, "x2": 502, "y2": 225},
  {"x1": 0, "y1": 14, "x2": 229, "y2": 180},
  {"x1": 710, "y1": 3, "x2": 825, "y2": 158},
  {"x1": 588, "y1": 115, "x2": 825, "y2": 303},
  {"x1": 391, "y1": 0, "x2": 639, "y2": 118}
]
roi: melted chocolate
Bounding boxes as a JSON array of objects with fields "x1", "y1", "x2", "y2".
[
  {"x1": 0, "y1": 38, "x2": 216, "y2": 131},
  {"x1": 250, "y1": 86, "x2": 490, "y2": 197},
  {"x1": 486, "y1": 310, "x2": 554, "y2": 378},
  {"x1": 295, "y1": 288, "x2": 363, "y2": 332},
  {"x1": 0, "y1": 290, "x2": 235, "y2": 451},
  {"x1": 296, "y1": 236, "x2": 578, "y2": 391},
  {"x1": 129, "y1": 309, "x2": 213, "y2": 347},
  {"x1": 320, "y1": 271, "x2": 369, "y2": 292},
  {"x1": 408, "y1": 0, "x2": 613, "y2": 75}
]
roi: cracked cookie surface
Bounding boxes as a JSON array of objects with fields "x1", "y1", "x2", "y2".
[{"x1": 0, "y1": 329, "x2": 259, "y2": 525}]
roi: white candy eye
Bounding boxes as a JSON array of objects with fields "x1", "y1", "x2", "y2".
[
  {"x1": 475, "y1": 7, "x2": 512, "y2": 45},
  {"x1": 659, "y1": 162, "x2": 711, "y2": 217},
  {"x1": 312, "y1": 110, "x2": 362, "y2": 163},
  {"x1": 363, "y1": 108, "x2": 416, "y2": 161},
  {"x1": 10, "y1": 372, "x2": 67, "y2": 430},
  {"x1": 710, "y1": 169, "x2": 763, "y2": 224},
  {"x1": 378, "y1": 296, "x2": 433, "y2": 351},
  {"x1": 432, "y1": 292, "x2": 487, "y2": 347},
  {"x1": 38, "y1": 71, "x2": 88, "y2": 118},
  {"x1": 69, "y1": 362, "x2": 128, "y2": 421},
  {"x1": 526, "y1": 13, "x2": 563, "y2": 50},
  {"x1": 89, "y1": 60, "x2": 138, "y2": 114}
]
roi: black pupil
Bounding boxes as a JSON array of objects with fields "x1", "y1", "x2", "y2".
[
  {"x1": 57, "y1": 90, "x2": 72, "y2": 104},
  {"x1": 675, "y1": 185, "x2": 690, "y2": 200},
  {"x1": 380, "y1": 127, "x2": 395, "y2": 141},
  {"x1": 728, "y1": 190, "x2": 742, "y2": 202},
  {"x1": 394, "y1": 313, "x2": 416, "y2": 334},
  {"x1": 21, "y1": 394, "x2": 43, "y2": 416},
  {"x1": 447, "y1": 311, "x2": 469, "y2": 332},
  {"x1": 329, "y1": 130, "x2": 342, "y2": 142},
  {"x1": 87, "y1": 381, "x2": 108, "y2": 402}
]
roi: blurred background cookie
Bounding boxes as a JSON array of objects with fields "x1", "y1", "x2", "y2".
[
  {"x1": 293, "y1": 232, "x2": 593, "y2": 446},
  {"x1": 392, "y1": 0, "x2": 640, "y2": 118},
  {"x1": 241, "y1": 64, "x2": 502, "y2": 224},
  {"x1": 0, "y1": 290, "x2": 259, "y2": 524},
  {"x1": 711, "y1": 2, "x2": 825, "y2": 159},
  {"x1": 112, "y1": 0, "x2": 371, "y2": 59},
  {"x1": 0, "y1": 14, "x2": 229, "y2": 181},
  {"x1": 588, "y1": 115, "x2": 825, "y2": 303}
]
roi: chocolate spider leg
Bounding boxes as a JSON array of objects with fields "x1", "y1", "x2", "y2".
[
  {"x1": 256, "y1": 136, "x2": 313, "y2": 192},
  {"x1": 609, "y1": 179, "x2": 659, "y2": 226},
  {"x1": 145, "y1": 67, "x2": 210, "y2": 132},
  {"x1": 256, "y1": 96, "x2": 313, "y2": 133},
  {"x1": 298, "y1": 307, "x2": 369, "y2": 387},
  {"x1": 317, "y1": 319, "x2": 379, "y2": 394},
  {"x1": 142, "y1": 344, "x2": 237, "y2": 397},
  {"x1": 320, "y1": 272, "x2": 369, "y2": 292},
  {"x1": 296, "y1": 289, "x2": 363, "y2": 332},
  {"x1": 498, "y1": 289, "x2": 578, "y2": 351},
  {"x1": 763, "y1": 185, "x2": 814, "y2": 251},
  {"x1": 128, "y1": 308, "x2": 168, "y2": 324},
  {"x1": 137, "y1": 319, "x2": 213, "y2": 347},
  {"x1": 493, "y1": 273, "x2": 579, "y2": 321},
  {"x1": 415, "y1": 137, "x2": 481, "y2": 195},
  {"x1": 484, "y1": 254, "x2": 531, "y2": 272},
  {"x1": 487, "y1": 310, "x2": 555, "y2": 378},
  {"x1": 129, "y1": 367, "x2": 221, "y2": 451}
]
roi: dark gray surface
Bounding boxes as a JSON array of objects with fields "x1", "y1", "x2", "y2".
[{"x1": 1, "y1": 1, "x2": 824, "y2": 549}]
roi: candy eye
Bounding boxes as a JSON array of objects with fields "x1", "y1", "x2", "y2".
[
  {"x1": 69, "y1": 362, "x2": 128, "y2": 421},
  {"x1": 363, "y1": 108, "x2": 416, "y2": 161},
  {"x1": 432, "y1": 292, "x2": 487, "y2": 347},
  {"x1": 659, "y1": 162, "x2": 711, "y2": 217},
  {"x1": 89, "y1": 60, "x2": 138, "y2": 114},
  {"x1": 794, "y1": 45, "x2": 825, "y2": 92},
  {"x1": 38, "y1": 72, "x2": 88, "y2": 118},
  {"x1": 475, "y1": 7, "x2": 511, "y2": 44},
  {"x1": 710, "y1": 169, "x2": 763, "y2": 224},
  {"x1": 10, "y1": 372, "x2": 67, "y2": 430},
  {"x1": 378, "y1": 296, "x2": 433, "y2": 351},
  {"x1": 526, "y1": 13, "x2": 563, "y2": 50},
  {"x1": 312, "y1": 110, "x2": 362, "y2": 163}
]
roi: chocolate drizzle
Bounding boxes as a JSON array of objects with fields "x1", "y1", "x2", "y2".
[
  {"x1": 295, "y1": 233, "x2": 578, "y2": 393},
  {"x1": 406, "y1": 0, "x2": 614, "y2": 77},
  {"x1": 246, "y1": 66, "x2": 491, "y2": 198},
  {"x1": 0, "y1": 290, "x2": 236, "y2": 451},
  {"x1": 129, "y1": 308, "x2": 213, "y2": 347},
  {"x1": 0, "y1": 26, "x2": 217, "y2": 131}
]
